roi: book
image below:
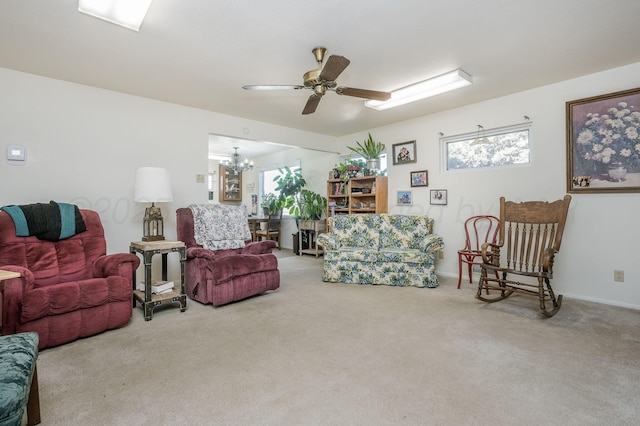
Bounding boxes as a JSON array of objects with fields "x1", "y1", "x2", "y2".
[{"x1": 137, "y1": 280, "x2": 175, "y2": 294}]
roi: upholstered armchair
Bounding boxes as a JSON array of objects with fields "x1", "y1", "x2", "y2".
[
  {"x1": 176, "y1": 205, "x2": 280, "y2": 307},
  {"x1": 0, "y1": 209, "x2": 140, "y2": 349}
]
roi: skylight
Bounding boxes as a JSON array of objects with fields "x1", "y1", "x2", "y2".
[{"x1": 78, "y1": 0, "x2": 153, "y2": 31}]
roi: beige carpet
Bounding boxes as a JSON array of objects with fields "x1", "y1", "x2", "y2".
[{"x1": 37, "y1": 251, "x2": 640, "y2": 425}]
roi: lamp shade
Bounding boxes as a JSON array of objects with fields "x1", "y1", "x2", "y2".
[{"x1": 134, "y1": 167, "x2": 173, "y2": 202}]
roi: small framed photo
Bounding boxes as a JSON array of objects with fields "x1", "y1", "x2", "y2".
[
  {"x1": 430, "y1": 189, "x2": 447, "y2": 205},
  {"x1": 397, "y1": 190, "x2": 413, "y2": 206},
  {"x1": 392, "y1": 140, "x2": 417, "y2": 165},
  {"x1": 410, "y1": 170, "x2": 428, "y2": 187}
]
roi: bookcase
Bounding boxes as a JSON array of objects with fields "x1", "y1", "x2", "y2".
[{"x1": 326, "y1": 176, "x2": 388, "y2": 217}]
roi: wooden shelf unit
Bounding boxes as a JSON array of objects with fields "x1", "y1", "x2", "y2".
[{"x1": 326, "y1": 176, "x2": 388, "y2": 217}]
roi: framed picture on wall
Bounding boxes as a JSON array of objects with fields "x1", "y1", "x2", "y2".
[
  {"x1": 410, "y1": 170, "x2": 428, "y2": 187},
  {"x1": 392, "y1": 141, "x2": 417, "y2": 165},
  {"x1": 396, "y1": 190, "x2": 413, "y2": 205},
  {"x1": 566, "y1": 87, "x2": 640, "y2": 193},
  {"x1": 430, "y1": 189, "x2": 447, "y2": 205}
]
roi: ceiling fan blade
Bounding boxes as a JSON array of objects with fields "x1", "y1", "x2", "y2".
[
  {"x1": 302, "y1": 94, "x2": 321, "y2": 115},
  {"x1": 242, "y1": 85, "x2": 304, "y2": 90},
  {"x1": 336, "y1": 86, "x2": 391, "y2": 101},
  {"x1": 319, "y1": 55, "x2": 350, "y2": 81}
]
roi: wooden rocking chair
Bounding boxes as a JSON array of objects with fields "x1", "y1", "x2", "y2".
[{"x1": 476, "y1": 195, "x2": 571, "y2": 317}]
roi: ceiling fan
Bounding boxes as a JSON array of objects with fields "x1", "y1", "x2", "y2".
[{"x1": 242, "y1": 47, "x2": 391, "y2": 115}]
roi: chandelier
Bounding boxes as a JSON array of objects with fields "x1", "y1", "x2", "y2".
[{"x1": 219, "y1": 147, "x2": 254, "y2": 173}]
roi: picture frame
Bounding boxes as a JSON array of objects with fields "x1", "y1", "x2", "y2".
[
  {"x1": 392, "y1": 140, "x2": 417, "y2": 165},
  {"x1": 396, "y1": 190, "x2": 413, "y2": 206},
  {"x1": 430, "y1": 189, "x2": 447, "y2": 205},
  {"x1": 566, "y1": 87, "x2": 640, "y2": 193},
  {"x1": 410, "y1": 170, "x2": 428, "y2": 187}
]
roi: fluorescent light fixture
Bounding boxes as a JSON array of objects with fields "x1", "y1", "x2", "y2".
[
  {"x1": 78, "y1": 0, "x2": 153, "y2": 31},
  {"x1": 365, "y1": 69, "x2": 472, "y2": 111}
]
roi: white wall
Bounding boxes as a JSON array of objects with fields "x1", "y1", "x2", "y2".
[
  {"x1": 338, "y1": 62, "x2": 640, "y2": 309},
  {"x1": 0, "y1": 67, "x2": 334, "y2": 277}
]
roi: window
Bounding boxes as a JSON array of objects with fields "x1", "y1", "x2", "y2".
[
  {"x1": 208, "y1": 173, "x2": 215, "y2": 200},
  {"x1": 442, "y1": 123, "x2": 531, "y2": 171},
  {"x1": 259, "y1": 164, "x2": 301, "y2": 215}
]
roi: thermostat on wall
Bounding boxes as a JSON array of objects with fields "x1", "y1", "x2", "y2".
[{"x1": 6, "y1": 144, "x2": 26, "y2": 165}]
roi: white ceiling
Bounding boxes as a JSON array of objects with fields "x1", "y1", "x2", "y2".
[{"x1": 2, "y1": 1, "x2": 640, "y2": 154}]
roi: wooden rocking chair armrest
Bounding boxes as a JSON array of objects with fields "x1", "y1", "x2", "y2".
[{"x1": 480, "y1": 242, "x2": 501, "y2": 265}]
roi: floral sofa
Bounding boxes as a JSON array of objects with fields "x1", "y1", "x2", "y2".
[{"x1": 317, "y1": 214, "x2": 444, "y2": 287}]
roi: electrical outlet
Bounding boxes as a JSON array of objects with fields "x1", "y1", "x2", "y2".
[
  {"x1": 614, "y1": 270, "x2": 624, "y2": 282},
  {"x1": 438, "y1": 251, "x2": 444, "y2": 260},
  {"x1": 196, "y1": 174, "x2": 205, "y2": 183}
]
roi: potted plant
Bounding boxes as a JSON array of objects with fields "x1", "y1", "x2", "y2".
[
  {"x1": 273, "y1": 166, "x2": 307, "y2": 217},
  {"x1": 347, "y1": 132, "x2": 385, "y2": 171},
  {"x1": 298, "y1": 189, "x2": 327, "y2": 220},
  {"x1": 260, "y1": 192, "x2": 280, "y2": 215},
  {"x1": 337, "y1": 158, "x2": 368, "y2": 182}
]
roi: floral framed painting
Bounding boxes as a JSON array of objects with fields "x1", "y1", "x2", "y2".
[
  {"x1": 410, "y1": 170, "x2": 428, "y2": 187},
  {"x1": 392, "y1": 141, "x2": 417, "y2": 165},
  {"x1": 566, "y1": 87, "x2": 640, "y2": 193}
]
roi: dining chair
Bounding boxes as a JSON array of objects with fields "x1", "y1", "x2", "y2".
[
  {"x1": 457, "y1": 215, "x2": 500, "y2": 288},
  {"x1": 255, "y1": 209, "x2": 283, "y2": 250}
]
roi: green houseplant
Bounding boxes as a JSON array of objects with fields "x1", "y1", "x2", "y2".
[
  {"x1": 348, "y1": 132, "x2": 385, "y2": 171},
  {"x1": 273, "y1": 166, "x2": 307, "y2": 217},
  {"x1": 260, "y1": 192, "x2": 280, "y2": 215},
  {"x1": 298, "y1": 189, "x2": 327, "y2": 220},
  {"x1": 336, "y1": 158, "x2": 368, "y2": 182}
]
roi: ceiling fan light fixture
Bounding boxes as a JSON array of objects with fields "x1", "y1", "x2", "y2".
[
  {"x1": 365, "y1": 69, "x2": 472, "y2": 111},
  {"x1": 78, "y1": 0, "x2": 153, "y2": 31}
]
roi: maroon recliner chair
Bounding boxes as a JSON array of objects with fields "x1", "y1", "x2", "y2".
[
  {"x1": 0, "y1": 209, "x2": 139, "y2": 349},
  {"x1": 176, "y1": 206, "x2": 280, "y2": 307}
]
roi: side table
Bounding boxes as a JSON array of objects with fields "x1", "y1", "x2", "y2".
[
  {"x1": 130, "y1": 240, "x2": 187, "y2": 321},
  {"x1": 298, "y1": 219, "x2": 326, "y2": 258}
]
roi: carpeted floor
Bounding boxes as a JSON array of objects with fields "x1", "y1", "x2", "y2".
[{"x1": 36, "y1": 251, "x2": 640, "y2": 425}]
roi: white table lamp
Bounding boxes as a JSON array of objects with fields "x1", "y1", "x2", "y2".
[{"x1": 134, "y1": 167, "x2": 173, "y2": 241}]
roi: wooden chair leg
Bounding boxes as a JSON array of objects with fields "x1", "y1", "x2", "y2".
[{"x1": 26, "y1": 366, "x2": 41, "y2": 425}]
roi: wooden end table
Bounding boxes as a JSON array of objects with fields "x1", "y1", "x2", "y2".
[
  {"x1": 298, "y1": 219, "x2": 326, "y2": 258},
  {"x1": 130, "y1": 240, "x2": 187, "y2": 321}
]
